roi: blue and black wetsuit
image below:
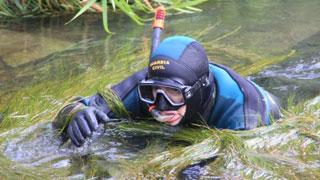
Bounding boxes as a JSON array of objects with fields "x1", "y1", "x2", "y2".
[
  {"x1": 54, "y1": 36, "x2": 282, "y2": 147},
  {"x1": 81, "y1": 63, "x2": 280, "y2": 130}
]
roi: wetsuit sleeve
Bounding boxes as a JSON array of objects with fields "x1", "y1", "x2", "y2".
[
  {"x1": 80, "y1": 68, "x2": 150, "y2": 118},
  {"x1": 250, "y1": 83, "x2": 282, "y2": 121}
]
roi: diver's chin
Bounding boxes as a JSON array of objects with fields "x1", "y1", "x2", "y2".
[
  {"x1": 155, "y1": 110, "x2": 183, "y2": 126},
  {"x1": 166, "y1": 114, "x2": 183, "y2": 126}
]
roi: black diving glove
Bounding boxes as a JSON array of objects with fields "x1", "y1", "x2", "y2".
[
  {"x1": 54, "y1": 97, "x2": 111, "y2": 147},
  {"x1": 67, "y1": 106, "x2": 110, "y2": 147}
]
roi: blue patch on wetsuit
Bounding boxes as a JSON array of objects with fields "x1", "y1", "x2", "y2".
[{"x1": 151, "y1": 36, "x2": 195, "y2": 61}]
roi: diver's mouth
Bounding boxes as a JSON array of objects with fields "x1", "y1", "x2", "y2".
[
  {"x1": 148, "y1": 105, "x2": 184, "y2": 125},
  {"x1": 152, "y1": 111, "x2": 174, "y2": 122},
  {"x1": 160, "y1": 110, "x2": 177, "y2": 116},
  {"x1": 150, "y1": 109, "x2": 182, "y2": 125}
]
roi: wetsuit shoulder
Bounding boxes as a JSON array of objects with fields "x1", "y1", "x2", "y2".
[{"x1": 207, "y1": 63, "x2": 272, "y2": 130}]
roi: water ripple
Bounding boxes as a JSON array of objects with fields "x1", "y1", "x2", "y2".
[{"x1": 259, "y1": 52, "x2": 320, "y2": 80}]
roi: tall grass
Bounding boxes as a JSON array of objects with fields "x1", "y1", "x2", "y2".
[{"x1": 0, "y1": 0, "x2": 208, "y2": 33}]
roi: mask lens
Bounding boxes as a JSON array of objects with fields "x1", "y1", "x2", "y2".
[
  {"x1": 160, "y1": 87, "x2": 184, "y2": 105},
  {"x1": 138, "y1": 85, "x2": 155, "y2": 103},
  {"x1": 138, "y1": 82, "x2": 186, "y2": 106}
]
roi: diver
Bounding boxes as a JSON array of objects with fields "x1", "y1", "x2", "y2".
[{"x1": 54, "y1": 35, "x2": 281, "y2": 147}]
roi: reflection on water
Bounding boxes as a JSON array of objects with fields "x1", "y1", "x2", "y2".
[
  {"x1": 2, "y1": 121, "x2": 152, "y2": 165},
  {"x1": 254, "y1": 54, "x2": 320, "y2": 100},
  {"x1": 253, "y1": 31, "x2": 320, "y2": 104},
  {"x1": 0, "y1": 29, "x2": 72, "y2": 67},
  {"x1": 0, "y1": 14, "x2": 145, "y2": 95},
  {"x1": 260, "y1": 57, "x2": 320, "y2": 80},
  {"x1": 0, "y1": 0, "x2": 320, "y2": 179}
]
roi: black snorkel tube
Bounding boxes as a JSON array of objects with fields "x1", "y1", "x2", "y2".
[
  {"x1": 150, "y1": 6, "x2": 166, "y2": 58},
  {"x1": 148, "y1": 6, "x2": 168, "y2": 119}
]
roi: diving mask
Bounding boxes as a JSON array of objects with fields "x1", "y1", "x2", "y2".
[{"x1": 138, "y1": 77, "x2": 208, "y2": 107}]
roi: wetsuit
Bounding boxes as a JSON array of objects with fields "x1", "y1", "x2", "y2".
[{"x1": 79, "y1": 63, "x2": 280, "y2": 130}]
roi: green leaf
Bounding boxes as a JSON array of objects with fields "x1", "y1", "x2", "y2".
[
  {"x1": 114, "y1": 0, "x2": 144, "y2": 25},
  {"x1": 173, "y1": 7, "x2": 194, "y2": 14},
  {"x1": 110, "y1": 0, "x2": 116, "y2": 11},
  {"x1": 102, "y1": 0, "x2": 112, "y2": 33},
  {"x1": 13, "y1": 0, "x2": 24, "y2": 12},
  {"x1": 185, "y1": 6, "x2": 202, "y2": 12},
  {"x1": 65, "y1": 0, "x2": 97, "y2": 25}
]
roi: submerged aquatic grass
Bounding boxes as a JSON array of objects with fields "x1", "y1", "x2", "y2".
[
  {"x1": 197, "y1": 24, "x2": 297, "y2": 75},
  {"x1": 84, "y1": 91, "x2": 319, "y2": 178},
  {"x1": 114, "y1": 96, "x2": 320, "y2": 178},
  {"x1": 0, "y1": 37, "x2": 149, "y2": 132},
  {"x1": 0, "y1": 154, "x2": 67, "y2": 179}
]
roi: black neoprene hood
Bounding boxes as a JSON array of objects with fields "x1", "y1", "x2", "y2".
[
  {"x1": 146, "y1": 36, "x2": 214, "y2": 123},
  {"x1": 148, "y1": 36, "x2": 209, "y2": 85}
]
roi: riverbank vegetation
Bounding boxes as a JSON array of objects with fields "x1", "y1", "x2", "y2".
[{"x1": 0, "y1": 0, "x2": 208, "y2": 33}]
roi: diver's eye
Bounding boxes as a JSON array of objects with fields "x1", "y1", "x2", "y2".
[
  {"x1": 164, "y1": 87, "x2": 181, "y2": 96},
  {"x1": 163, "y1": 87, "x2": 184, "y2": 103}
]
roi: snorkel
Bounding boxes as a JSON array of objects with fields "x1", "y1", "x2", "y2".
[
  {"x1": 148, "y1": 6, "x2": 170, "y2": 120},
  {"x1": 150, "y1": 5, "x2": 165, "y2": 58}
]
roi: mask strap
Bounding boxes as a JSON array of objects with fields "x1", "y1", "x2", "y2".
[{"x1": 184, "y1": 75, "x2": 209, "y2": 98}]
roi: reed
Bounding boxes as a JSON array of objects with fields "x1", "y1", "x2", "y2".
[{"x1": 0, "y1": 0, "x2": 208, "y2": 33}]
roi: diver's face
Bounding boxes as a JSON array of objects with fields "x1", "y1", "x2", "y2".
[{"x1": 152, "y1": 87, "x2": 186, "y2": 126}]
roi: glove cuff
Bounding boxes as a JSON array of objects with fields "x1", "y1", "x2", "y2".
[{"x1": 53, "y1": 97, "x2": 87, "y2": 134}]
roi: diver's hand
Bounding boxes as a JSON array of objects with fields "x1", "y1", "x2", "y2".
[{"x1": 67, "y1": 107, "x2": 109, "y2": 147}]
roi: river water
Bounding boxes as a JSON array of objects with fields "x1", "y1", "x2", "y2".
[{"x1": 0, "y1": 0, "x2": 319, "y2": 179}]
